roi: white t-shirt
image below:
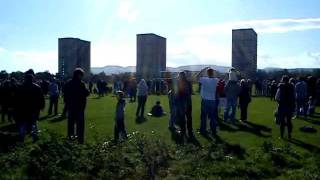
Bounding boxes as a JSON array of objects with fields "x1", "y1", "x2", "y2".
[{"x1": 199, "y1": 77, "x2": 218, "y2": 100}]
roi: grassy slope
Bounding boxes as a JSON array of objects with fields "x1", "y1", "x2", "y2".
[{"x1": 37, "y1": 93, "x2": 320, "y2": 154}]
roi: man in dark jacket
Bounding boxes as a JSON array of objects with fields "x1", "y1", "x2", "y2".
[
  {"x1": 176, "y1": 71, "x2": 194, "y2": 139},
  {"x1": 275, "y1": 75, "x2": 295, "y2": 139},
  {"x1": 15, "y1": 69, "x2": 45, "y2": 142},
  {"x1": 239, "y1": 79, "x2": 251, "y2": 122},
  {"x1": 64, "y1": 68, "x2": 89, "y2": 143}
]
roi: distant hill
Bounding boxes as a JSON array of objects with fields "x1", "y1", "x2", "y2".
[{"x1": 91, "y1": 65, "x2": 231, "y2": 75}]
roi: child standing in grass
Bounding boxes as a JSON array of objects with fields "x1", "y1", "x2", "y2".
[{"x1": 114, "y1": 91, "x2": 127, "y2": 141}]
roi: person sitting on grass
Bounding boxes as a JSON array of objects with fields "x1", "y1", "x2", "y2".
[
  {"x1": 114, "y1": 91, "x2": 127, "y2": 141},
  {"x1": 148, "y1": 101, "x2": 166, "y2": 117}
]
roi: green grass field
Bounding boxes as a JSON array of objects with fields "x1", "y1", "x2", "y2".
[
  {"x1": 1, "y1": 93, "x2": 320, "y2": 179},
  {"x1": 38, "y1": 94, "x2": 320, "y2": 151}
]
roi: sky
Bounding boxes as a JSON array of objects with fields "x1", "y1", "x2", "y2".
[{"x1": 0, "y1": 0, "x2": 320, "y2": 73}]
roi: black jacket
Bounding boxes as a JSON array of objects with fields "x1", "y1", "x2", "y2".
[{"x1": 64, "y1": 79, "x2": 89, "y2": 111}]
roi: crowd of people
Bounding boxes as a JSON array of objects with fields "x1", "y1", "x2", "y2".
[{"x1": 0, "y1": 67, "x2": 319, "y2": 143}]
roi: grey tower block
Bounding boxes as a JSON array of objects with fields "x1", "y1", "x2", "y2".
[
  {"x1": 58, "y1": 38, "x2": 91, "y2": 79},
  {"x1": 232, "y1": 29, "x2": 257, "y2": 79},
  {"x1": 136, "y1": 33, "x2": 166, "y2": 80}
]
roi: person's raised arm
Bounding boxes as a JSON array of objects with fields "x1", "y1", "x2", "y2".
[{"x1": 196, "y1": 67, "x2": 210, "y2": 81}]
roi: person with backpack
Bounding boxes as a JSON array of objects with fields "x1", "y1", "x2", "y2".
[{"x1": 275, "y1": 75, "x2": 295, "y2": 139}]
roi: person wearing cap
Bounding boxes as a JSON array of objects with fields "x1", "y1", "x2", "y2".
[
  {"x1": 15, "y1": 69, "x2": 45, "y2": 142},
  {"x1": 114, "y1": 91, "x2": 127, "y2": 141},
  {"x1": 197, "y1": 67, "x2": 219, "y2": 136},
  {"x1": 224, "y1": 68, "x2": 240, "y2": 124},
  {"x1": 48, "y1": 78, "x2": 59, "y2": 116},
  {"x1": 64, "y1": 68, "x2": 90, "y2": 143}
]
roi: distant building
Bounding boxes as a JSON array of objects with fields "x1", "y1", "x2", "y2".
[
  {"x1": 58, "y1": 38, "x2": 91, "y2": 79},
  {"x1": 136, "y1": 33, "x2": 166, "y2": 80},
  {"x1": 232, "y1": 29, "x2": 257, "y2": 78}
]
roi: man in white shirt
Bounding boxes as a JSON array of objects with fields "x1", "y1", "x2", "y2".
[{"x1": 197, "y1": 67, "x2": 219, "y2": 136}]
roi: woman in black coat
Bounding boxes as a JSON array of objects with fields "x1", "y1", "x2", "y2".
[{"x1": 239, "y1": 79, "x2": 251, "y2": 122}]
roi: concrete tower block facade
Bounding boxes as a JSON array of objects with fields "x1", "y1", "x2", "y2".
[
  {"x1": 232, "y1": 29, "x2": 257, "y2": 78},
  {"x1": 136, "y1": 33, "x2": 166, "y2": 80},
  {"x1": 58, "y1": 38, "x2": 91, "y2": 79}
]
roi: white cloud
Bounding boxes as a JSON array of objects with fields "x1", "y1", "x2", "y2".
[
  {"x1": 91, "y1": 40, "x2": 136, "y2": 67},
  {"x1": 0, "y1": 48, "x2": 57, "y2": 73},
  {"x1": 117, "y1": 0, "x2": 139, "y2": 23},
  {"x1": 258, "y1": 51, "x2": 320, "y2": 69},
  {"x1": 180, "y1": 18, "x2": 320, "y2": 36},
  {"x1": 172, "y1": 18, "x2": 320, "y2": 68}
]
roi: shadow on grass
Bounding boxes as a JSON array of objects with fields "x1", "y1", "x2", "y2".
[
  {"x1": 0, "y1": 124, "x2": 20, "y2": 153},
  {"x1": 213, "y1": 134, "x2": 247, "y2": 159},
  {"x1": 288, "y1": 138, "x2": 320, "y2": 153},
  {"x1": 218, "y1": 119, "x2": 271, "y2": 138},
  {"x1": 299, "y1": 117, "x2": 320, "y2": 125},
  {"x1": 39, "y1": 115, "x2": 51, "y2": 121},
  {"x1": 136, "y1": 117, "x2": 148, "y2": 124},
  {"x1": 49, "y1": 116, "x2": 66, "y2": 123},
  {"x1": 169, "y1": 128, "x2": 201, "y2": 147}
]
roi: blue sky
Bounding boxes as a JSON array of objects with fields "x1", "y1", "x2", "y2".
[{"x1": 0, "y1": 0, "x2": 320, "y2": 73}]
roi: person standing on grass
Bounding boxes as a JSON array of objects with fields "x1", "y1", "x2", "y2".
[
  {"x1": 15, "y1": 69, "x2": 45, "y2": 142},
  {"x1": 64, "y1": 68, "x2": 90, "y2": 143},
  {"x1": 176, "y1": 71, "x2": 194, "y2": 139},
  {"x1": 275, "y1": 75, "x2": 295, "y2": 139},
  {"x1": 114, "y1": 91, "x2": 127, "y2": 141},
  {"x1": 197, "y1": 67, "x2": 219, "y2": 136},
  {"x1": 1, "y1": 78, "x2": 17, "y2": 123},
  {"x1": 239, "y1": 79, "x2": 251, "y2": 122},
  {"x1": 167, "y1": 79, "x2": 177, "y2": 131},
  {"x1": 224, "y1": 68, "x2": 240, "y2": 124},
  {"x1": 216, "y1": 77, "x2": 226, "y2": 118},
  {"x1": 270, "y1": 80, "x2": 278, "y2": 101},
  {"x1": 136, "y1": 79, "x2": 148, "y2": 118},
  {"x1": 48, "y1": 78, "x2": 59, "y2": 116},
  {"x1": 295, "y1": 77, "x2": 308, "y2": 118}
]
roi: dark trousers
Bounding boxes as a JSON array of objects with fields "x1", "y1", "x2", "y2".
[
  {"x1": 68, "y1": 110, "x2": 85, "y2": 143},
  {"x1": 48, "y1": 95, "x2": 59, "y2": 115},
  {"x1": 136, "y1": 96, "x2": 147, "y2": 117},
  {"x1": 1, "y1": 106, "x2": 13, "y2": 122},
  {"x1": 200, "y1": 99, "x2": 217, "y2": 134},
  {"x1": 178, "y1": 104, "x2": 193, "y2": 136},
  {"x1": 240, "y1": 103, "x2": 249, "y2": 121},
  {"x1": 62, "y1": 104, "x2": 67, "y2": 117},
  {"x1": 114, "y1": 118, "x2": 127, "y2": 140},
  {"x1": 279, "y1": 109, "x2": 293, "y2": 138}
]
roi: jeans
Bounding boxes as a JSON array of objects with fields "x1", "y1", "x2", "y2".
[
  {"x1": 19, "y1": 114, "x2": 38, "y2": 142},
  {"x1": 296, "y1": 98, "x2": 308, "y2": 117},
  {"x1": 114, "y1": 118, "x2": 127, "y2": 140},
  {"x1": 48, "y1": 95, "x2": 59, "y2": 115},
  {"x1": 136, "y1": 96, "x2": 147, "y2": 117},
  {"x1": 68, "y1": 110, "x2": 85, "y2": 143},
  {"x1": 224, "y1": 98, "x2": 237, "y2": 123},
  {"x1": 200, "y1": 99, "x2": 217, "y2": 134}
]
